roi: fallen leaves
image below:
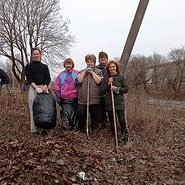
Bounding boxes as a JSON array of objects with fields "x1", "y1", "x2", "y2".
[{"x1": 1, "y1": 93, "x2": 185, "y2": 184}]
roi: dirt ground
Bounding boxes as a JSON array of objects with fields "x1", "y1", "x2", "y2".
[{"x1": 0, "y1": 93, "x2": 185, "y2": 185}]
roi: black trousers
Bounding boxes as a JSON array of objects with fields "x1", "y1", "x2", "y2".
[
  {"x1": 77, "y1": 104, "x2": 101, "y2": 132},
  {"x1": 99, "y1": 97, "x2": 107, "y2": 127},
  {"x1": 107, "y1": 110, "x2": 128, "y2": 135},
  {"x1": 60, "y1": 98, "x2": 78, "y2": 130}
]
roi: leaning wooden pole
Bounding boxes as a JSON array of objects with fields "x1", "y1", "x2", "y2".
[{"x1": 120, "y1": 0, "x2": 149, "y2": 74}]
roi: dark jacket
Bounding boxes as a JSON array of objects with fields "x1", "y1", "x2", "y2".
[
  {"x1": 0, "y1": 68, "x2": 10, "y2": 84},
  {"x1": 100, "y1": 73, "x2": 128, "y2": 111},
  {"x1": 96, "y1": 64, "x2": 107, "y2": 77}
]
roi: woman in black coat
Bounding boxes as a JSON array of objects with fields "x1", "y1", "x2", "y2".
[{"x1": 100, "y1": 60, "x2": 129, "y2": 144}]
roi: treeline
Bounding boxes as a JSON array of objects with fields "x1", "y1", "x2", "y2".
[
  {"x1": 125, "y1": 46, "x2": 185, "y2": 99},
  {"x1": 1, "y1": 46, "x2": 185, "y2": 99}
]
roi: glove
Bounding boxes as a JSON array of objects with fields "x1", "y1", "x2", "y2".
[
  {"x1": 85, "y1": 67, "x2": 93, "y2": 74},
  {"x1": 57, "y1": 97, "x2": 61, "y2": 106},
  {"x1": 35, "y1": 87, "x2": 43, "y2": 93}
]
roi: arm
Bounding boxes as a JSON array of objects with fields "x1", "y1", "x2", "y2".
[
  {"x1": 30, "y1": 82, "x2": 37, "y2": 89},
  {"x1": 41, "y1": 65, "x2": 51, "y2": 93},
  {"x1": 91, "y1": 71, "x2": 102, "y2": 84},
  {"x1": 109, "y1": 76, "x2": 128, "y2": 94},
  {"x1": 119, "y1": 76, "x2": 128, "y2": 94},
  {"x1": 25, "y1": 65, "x2": 37, "y2": 89},
  {"x1": 77, "y1": 70, "x2": 86, "y2": 83},
  {"x1": 25, "y1": 64, "x2": 33, "y2": 85},
  {"x1": 54, "y1": 74, "x2": 62, "y2": 105},
  {"x1": 45, "y1": 65, "x2": 51, "y2": 86},
  {"x1": 54, "y1": 74, "x2": 61, "y2": 97}
]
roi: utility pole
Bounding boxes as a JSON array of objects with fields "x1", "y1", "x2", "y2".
[{"x1": 120, "y1": 0, "x2": 149, "y2": 74}]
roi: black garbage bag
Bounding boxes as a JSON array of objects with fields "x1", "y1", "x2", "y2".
[{"x1": 33, "y1": 93, "x2": 57, "y2": 129}]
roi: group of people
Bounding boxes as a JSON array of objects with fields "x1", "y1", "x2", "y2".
[{"x1": 25, "y1": 48, "x2": 129, "y2": 144}]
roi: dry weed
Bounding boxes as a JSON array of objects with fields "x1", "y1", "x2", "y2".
[{"x1": 0, "y1": 91, "x2": 185, "y2": 184}]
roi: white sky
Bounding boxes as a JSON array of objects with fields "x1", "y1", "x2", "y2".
[{"x1": 60, "y1": 0, "x2": 184, "y2": 70}]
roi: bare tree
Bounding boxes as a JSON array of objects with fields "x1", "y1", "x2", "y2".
[
  {"x1": 126, "y1": 54, "x2": 157, "y2": 93},
  {"x1": 168, "y1": 46, "x2": 185, "y2": 89},
  {"x1": 0, "y1": 0, "x2": 74, "y2": 87},
  {"x1": 147, "y1": 52, "x2": 167, "y2": 85}
]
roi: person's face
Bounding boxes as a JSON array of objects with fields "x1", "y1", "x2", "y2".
[
  {"x1": 99, "y1": 57, "x2": 108, "y2": 65},
  {"x1": 108, "y1": 63, "x2": 117, "y2": 75},
  {"x1": 65, "y1": 62, "x2": 73, "y2": 70},
  {"x1": 86, "y1": 60, "x2": 95, "y2": 68},
  {"x1": 31, "y1": 50, "x2": 41, "y2": 62}
]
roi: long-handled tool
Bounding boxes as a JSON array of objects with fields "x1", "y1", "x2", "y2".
[
  {"x1": 110, "y1": 81, "x2": 119, "y2": 153},
  {"x1": 86, "y1": 74, "x2": 90, "y2": 138}
]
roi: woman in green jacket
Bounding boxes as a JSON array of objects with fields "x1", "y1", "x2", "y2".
[{"x1": 101, "y1": 60, "x2": 129, "y2": 144}]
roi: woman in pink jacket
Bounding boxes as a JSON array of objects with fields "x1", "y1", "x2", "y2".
[{"x1": 54, "y1": 58, "x2": 79, "y2": 130}]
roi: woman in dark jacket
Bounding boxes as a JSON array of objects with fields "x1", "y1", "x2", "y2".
[{"x1": 101, "y1": 60, "x2": 129, "y2": 144}]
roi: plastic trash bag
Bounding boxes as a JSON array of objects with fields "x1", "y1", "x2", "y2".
[
  {"x1": 33, "y1": 93, "x2": 57, "y2": 129},
  {"x1": 76, "y1": 171, "x2": 87, "y2": 181}
]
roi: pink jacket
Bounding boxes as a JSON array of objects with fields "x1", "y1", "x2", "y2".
[{"x1": 54, "y1": 69, "x2": 79, "y2": 99}]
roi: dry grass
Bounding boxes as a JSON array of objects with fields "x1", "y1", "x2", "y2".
[{"x1": 0, "y1": 91, "x2": 185, "y2": 184}]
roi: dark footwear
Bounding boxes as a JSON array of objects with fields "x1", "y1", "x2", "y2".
[
  {"x1": 99, "y1": 121, "x2": 107, "y2": 129},
  {"x1": 121, "y1": 133, "x2": 129, "y2": 144},
  {"x1": 41, "y1": 130, "x2": 48, "y2": 135},
  {"x1": 31, "y1": 132, "x2": 40, "y2": 136}
]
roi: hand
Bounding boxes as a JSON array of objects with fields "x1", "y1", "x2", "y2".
[
  {"x1": 42, "y1": 85, "x2": 48, "y2": 93},
  {"x1": 57, "y1": 97, "x2": 61, "y2": 105},
  {"x1": 85, "y1": 67, "x2": 93, "y2": 74},
  {"x1": 35, "y1": 87, "x2": 43, "y2": 93},
  {"x1": 111, "y1": 86, "x2": 119, "y2": 94},
  {"x1": 111, "y1": 85, "x2": 117, "y2": 91},
  {"x1": 108, "y1": 77, "x2": 113, "y2": 84}
]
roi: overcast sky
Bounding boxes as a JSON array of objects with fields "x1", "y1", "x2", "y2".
[{"x1": 60, "y1": 0, "x2": 185, "y2": 70}]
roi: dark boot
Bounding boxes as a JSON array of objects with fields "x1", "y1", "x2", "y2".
[
  {"x1": 121, "y1": 132, "x2": 129, "y2": 144},
  {"x1": 40, "y1": 129, "x2": 48, "y2": 136}
]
